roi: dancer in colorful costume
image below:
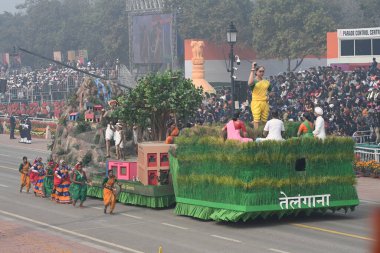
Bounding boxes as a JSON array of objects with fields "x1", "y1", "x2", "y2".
[
  {"x1": 32, "y1": 161, "x2": 45, "y2": 197},
  {"x1": 70, "y1": 162, "x2": 90, "y2": 207},
  {"x1": 43, "y1": 161, "x2": 55, "y2": 198},
  {"x1": 103, "y1": 169, "x2": 119, "y2": 214},
  {"x1": 54, "y1": 160, "x2": 72, "y2": 204},
  {"x1": 18, "y1": 156, "x2": 31, "y2": 193}
]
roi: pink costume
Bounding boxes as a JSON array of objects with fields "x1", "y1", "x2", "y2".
[{"x1": 226, "y1": 120, "x2": 253, "y2": 143}]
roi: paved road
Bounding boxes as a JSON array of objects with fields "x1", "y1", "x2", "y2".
[{"x1": 0, "y1": 135, "x2": 377, "y2": 253}]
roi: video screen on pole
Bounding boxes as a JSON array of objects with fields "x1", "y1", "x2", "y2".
[{"x1": 132, "y1": 14, "x2": 173, "y2": 64}]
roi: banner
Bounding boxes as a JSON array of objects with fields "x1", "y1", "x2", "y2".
[
  {"x1": 67, "y1": 50, "x2": 76, "y2": 61},
  {"x1": 78, "y1": 49, "x2": 88, "y2": 64},
  {"x1": 2, "y1": 53, "x2": 9, "y2": 65},
  {"x1": 53, "y1": 51, "x2": 62, "y2": 62}
]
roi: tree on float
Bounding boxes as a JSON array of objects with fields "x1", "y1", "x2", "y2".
[{"x1": 113, "y1": 71, "x2": 203, "y2": 141}]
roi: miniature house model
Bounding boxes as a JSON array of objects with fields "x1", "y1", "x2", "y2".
[{"x1": 137, "y1": 142, "x2": 173, "y2": 186}]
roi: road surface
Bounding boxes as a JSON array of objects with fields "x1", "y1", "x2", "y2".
[{"x1": 0, "y1": 135, "x2": 377, "y2": 253}]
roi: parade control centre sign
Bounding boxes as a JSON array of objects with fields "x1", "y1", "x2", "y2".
[{"x1": 338, "y1": 27, "x2": 380, "y2": 39}]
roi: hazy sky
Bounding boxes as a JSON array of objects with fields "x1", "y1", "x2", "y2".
[{"x1": 0, "y1": 0, "x2": 25, "y2": 13}]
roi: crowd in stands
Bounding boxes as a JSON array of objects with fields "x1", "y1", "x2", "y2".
[
  {"x1": 192, "y1": 65, "x2": 380, "y2": 137},
  {"x1": 0, "y1": 101, "x2": 65, "y2": 119},
  {"x1": 0, "y1": 59, "x2": 119, "y2": 118}
]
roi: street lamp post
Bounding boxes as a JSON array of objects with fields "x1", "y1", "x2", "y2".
[{"x1": 227, "y1": 22, "x2": 237, "y2": 109}]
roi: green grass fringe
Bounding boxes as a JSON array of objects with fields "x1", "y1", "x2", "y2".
[
  {"x1": 175, "y1": 202, "x2": 356, "y2": 222},
  {"x1": 86, "y1": 186, "x2": 175, "y2": 209}
]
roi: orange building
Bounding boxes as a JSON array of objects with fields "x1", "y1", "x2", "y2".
[{"x1": 327, "y1": 27, "x2": 380, "y2": 70}]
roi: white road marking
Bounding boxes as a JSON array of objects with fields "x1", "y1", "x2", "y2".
[
  {"x1": 120, "y1": 213, "x2": 143, "y2": 220},
  {"x1": 161, "y1": 222, "x2": 189, "y2": 230},
  {"x1": 0, "y1": 154, "x2": 9, "y2": 157},
  {"x1": 360, "y1": 199, "x2": 380, "y2": 205},
  {"x1": 0, "y1": 209, "x2": 145, "y2": 253},
  {"x1": 90, "y1": 206, "x2": 143, "y2": 219},
  {"x1": 268, "y1": 248, "x2": 291, "y2": 253},
  {"x1": 210, "y1": 234, "x2": 241, "y2": 243},
  {"x1": 0, "y1": 184, "x2": 9, "y2": 188},
  {"x1": 0, "y1": 165, "x2": 17, "y2": 171}
]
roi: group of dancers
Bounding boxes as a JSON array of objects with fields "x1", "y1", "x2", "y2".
[{"x1": 18, "y1": 157, "x2": 120, "y2": 214}]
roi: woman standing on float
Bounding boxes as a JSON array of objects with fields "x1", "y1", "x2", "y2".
[{"x1": 248, "y1": 62, "x2": 272, "y2": 139}]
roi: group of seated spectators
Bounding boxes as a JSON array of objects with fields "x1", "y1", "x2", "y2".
[{"x1": 190, "y1": 65, "x2": 380, "y2": 139}]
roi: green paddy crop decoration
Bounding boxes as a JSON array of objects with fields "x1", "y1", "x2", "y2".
[{"x1": 171, "y1": 129, "x2": 359, "y2": 222}]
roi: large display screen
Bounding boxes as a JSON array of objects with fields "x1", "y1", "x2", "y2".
[{"x1": 132, "y1": 14, "x2": 173, "y2": 64}]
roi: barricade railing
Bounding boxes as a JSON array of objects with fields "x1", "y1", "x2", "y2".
[
  {"x1": 355, "y1": 145, "x2": 380, "y2": 162},
  {"x1": 0, "y1": 115, "x2": 57, "y2": 123},
  {"x1": 352, "y1": 130, "x2": 374, "y2": 144}
]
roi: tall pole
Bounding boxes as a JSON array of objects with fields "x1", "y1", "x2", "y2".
[{"x1": 230, "y1": 44, "x2": 235, "y2": 109}]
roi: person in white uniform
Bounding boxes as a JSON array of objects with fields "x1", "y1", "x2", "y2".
[
  {"x1": 105, "y1": 120, "x2": 114, "y2": 158},
  {"x1": 256, "y1": 111, "x2": 285, "y2": 142},
  {"x1": 313, "y1": 107, "x2": 326, "y2": 140}
]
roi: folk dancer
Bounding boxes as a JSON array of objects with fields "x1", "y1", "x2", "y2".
[
  {"x1": 29, "y1": 157, "x2": 43, "y2": 188},
  {"x1": 32, "y1": 162, "x2": 46, "y2": 197},
  {"x1": 43, "y1": 161, "x2": 55, "y2": 198},
  {"x1": 248, "y1": 62, "x2": 272, "y2": 139},
  {"x1": 102, "y1": 169, "x2": 120, "y2": 214},
  {"x1": 70, "y1": 162, "x2": 90, "y2": 208},
  {"x1": 54, "y1": 160, "x2": 72, "y2": 204},
  {"x1": 18, "y1": 156, "x2": 32, "y2": 193},
  {"x1": 51, "y1": 162, "x2": 61, "y2": 200}
]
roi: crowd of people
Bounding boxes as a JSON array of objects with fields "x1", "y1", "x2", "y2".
[
  {"x1": 191, "y1": 62, "x2": 380, "y2": 142},
  {"x1": 18, "y1": 157, "x2": 120, "y2": 214}
]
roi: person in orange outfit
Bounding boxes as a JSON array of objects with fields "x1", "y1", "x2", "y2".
[
  {"x1": 165, "y1": 121, "x2": 179, "y2": 144},
  {"x1": 19, "y1": 156, "x2": 32, "y2": 193},
  {"x1": 102, "y1": 169, "x2": 120, "y2": 214}
]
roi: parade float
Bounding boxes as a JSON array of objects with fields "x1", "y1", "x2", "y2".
[
  {"x1": 49, "y1": 70, "x2": 358, "y2": 220},
  {"x1": 169, "y1": 126, "x2": 359, "y2": 222}
]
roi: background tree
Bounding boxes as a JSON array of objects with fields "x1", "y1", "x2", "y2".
[
  {"x1": 113, "y1": 71, "x2": 203, "y2": 141},
  {"x1": 0, "y1": 0, "x2": 129, "y2": 67},
  {"x1": 165, "y1": 0, "x2": 254, "y2": 46},
  {"x1": 251, "y1": 0, "x2": 336, "y2": 71}
]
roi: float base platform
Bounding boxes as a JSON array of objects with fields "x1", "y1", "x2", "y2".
[{"x1": 87, "y1": 181, "x2": 175, "y2": 209}]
